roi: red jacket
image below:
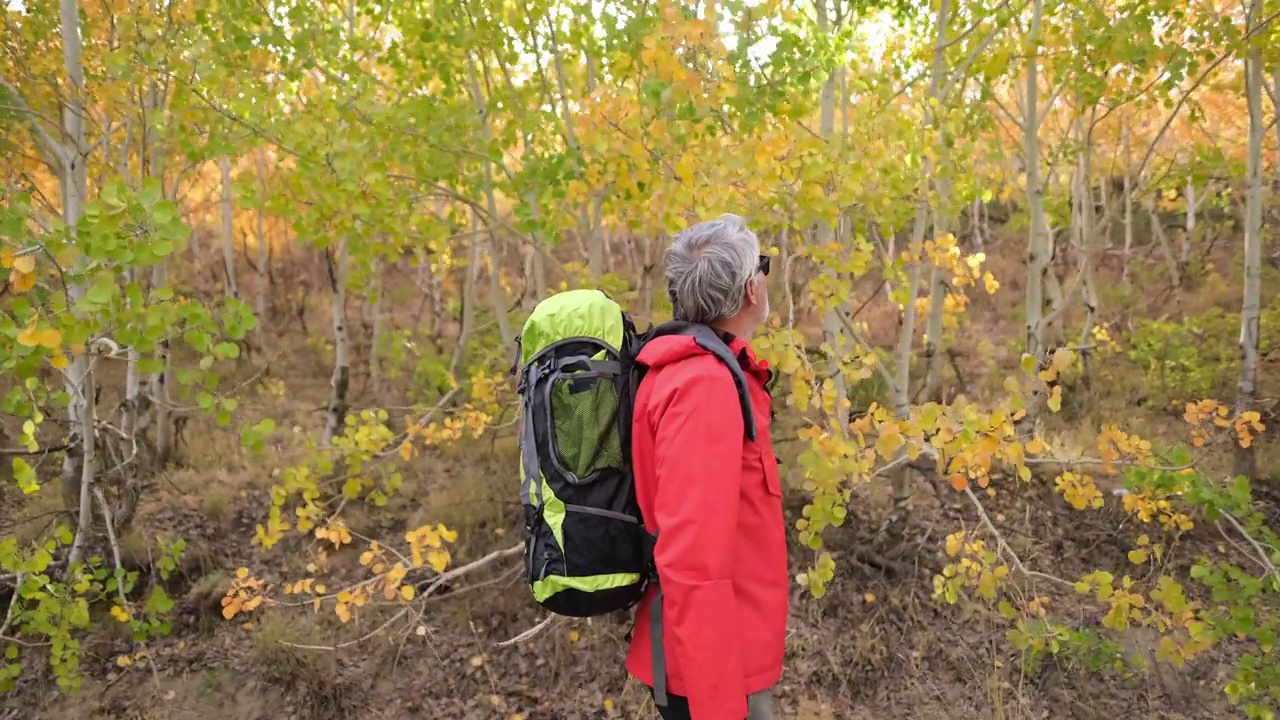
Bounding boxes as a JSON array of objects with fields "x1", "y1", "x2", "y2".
[{"x1": 625, "y1": 331, "x2": 789, "y2": 720}]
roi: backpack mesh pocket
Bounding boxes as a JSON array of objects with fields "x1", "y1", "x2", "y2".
[{"x1": 548, "y1": 371, "x2": 623, "y2": 483}]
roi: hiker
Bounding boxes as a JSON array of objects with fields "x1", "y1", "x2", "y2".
[{"x1": 625, "y1": 214, "x2": 789, "y2": 720}]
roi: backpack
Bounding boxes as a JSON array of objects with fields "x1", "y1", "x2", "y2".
[{"x1": 512, "y1": 288, "x2": 757, "y2": 620}]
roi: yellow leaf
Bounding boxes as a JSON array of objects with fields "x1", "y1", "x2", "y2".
[
  {"x1": 36, "y1": 327, "x2": 62, "y2": 349},
  {"x1": 15, "y1": 323, "x2": 39, "y2": 348},
  {"x1": 398, "y1": 441, "x2": 413, "y2": 461},
  {"x1": 400, "y1": 585, "x2": 416, "y2": 601},
  {"x1": 12, "y1": 254, "x2": 35, "y2": 274},
  {"x1": 1128, "y1": 549, "x2": 1148, "y2": 564},
  {"x1": 116, "y1": 655, "x2": 133, "y2": 667},
  {"x1": 236, "y1": 567, "x2": 250, "y2": 579},
  {"x1": 863, "y1": 592, "x2": 876, "y2": 603},
  {"x1": 55, "y1": 247, "x2": 79, "y2": 268},
  {"x1": 875, "y1": 430, "x2": 905, "y2": 460},
  {"x1": 1047, "y1": 386, "x2": 1063, "y2": 413},
  {"x1": 567, "y1": 629, "x2": 580, "y2": 643},
  {"x1": 0, "y1": 247, "x2": 12, "y2": 268},
  {"x1": 50, "y1": 351, "x2": 68, "y2": 370},
  {"x1": 426, "y1": 548, "x2": 450, "y2": 573}
]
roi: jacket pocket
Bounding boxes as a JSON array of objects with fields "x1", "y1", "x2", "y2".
[
  {"x1": 760, "y1": 447, "x2": 782, "y2": 497},
  {"x1": 743, "y1": 445, "x2": 783, "y2": 498}
]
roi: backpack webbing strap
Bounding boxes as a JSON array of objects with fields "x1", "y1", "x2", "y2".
[
  {"x1": 644, "y1": 321, "x2": 757, "y2": 442},
  {"x1": 651, "y1": 580, "x2": 669, "y2": 707},
  {"x1": 519, "y1": 363, "x2": 543, "y2": 508}
]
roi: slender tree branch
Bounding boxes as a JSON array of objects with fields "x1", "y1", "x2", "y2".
[{"x1": 1135, "y1": 6, "x2": 1280, "y2": 180}]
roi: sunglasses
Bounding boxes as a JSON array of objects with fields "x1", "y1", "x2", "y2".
[{"x1": 756, "y1": 254, "x2": 770, "y2": 276}]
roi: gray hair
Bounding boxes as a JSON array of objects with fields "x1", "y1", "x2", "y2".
[{"x1": 665, "y1": 213, "x2": 760, "y2": 324}]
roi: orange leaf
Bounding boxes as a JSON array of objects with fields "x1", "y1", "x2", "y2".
[
  {"x1": 9, "y1": 269, "x2": 34, "y2": 293},
  {"x1": 949, "y1": 474, "x2": 969, "y2": 491}
]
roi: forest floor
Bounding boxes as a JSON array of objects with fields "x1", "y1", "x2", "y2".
[{"x1": 1, "y1": 250, "x2": 1272, "y2": 720}]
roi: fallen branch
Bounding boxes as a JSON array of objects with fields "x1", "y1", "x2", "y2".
[
  {"x1": 278, "y1": 607, "x2": 411, "y2": 652},
  {"x1": 1222, "y1": 511, "x2": 1280, "y2": 587},
  {"x1": 495, "y1": 613, "x2": 561, "y2": 647},
  {"x1": 417, "y1": 542, "x2": 523, "y2": 596}
]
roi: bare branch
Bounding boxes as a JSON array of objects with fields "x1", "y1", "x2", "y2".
[
  {"x1": 1223, "y1": 511, "x2": 1280, "y2": 585},
  {"x1": 963, "y1": 486, "x2": 1075, "y2": 589},
  {"x1": 418, "y1": 543, "x2": 523, "y2": 597},
  {"x1": 0, "y1": 74, "x2": 67, "y2": 170},
  {"x1": 495, "y1": 613, "x2": 562, "y2": 647},
  {"x1": 279, "y1": 607, "x2": 412, "y2": 651},
  {"x1": 0, "y1": 572, "x2": 22, "y2": 641}
]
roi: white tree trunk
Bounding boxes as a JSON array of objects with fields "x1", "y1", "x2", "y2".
[
  {"x1": 547, "y1": 31, "x2": 601, "y2": 279},
  {"x1": 1144, "y1": 195, "x2": 1182, "y2": 288},
  {"x1": 1237, "y1": 13, "x2": 1264, "y2": 481},
  {"x1": 448, "y1": 211, "x2": 482, "y2": 379},
  {"x1": 368, "y1": 260, "x2": 384, "y2": 395},
  {"x1": 323, "y1": 240, "x2": 350, "y2": 445},
  {"x1": 1122, "y1": 125, "x2": 1134, "y2": 284},
  {"x1": 920, "y1": 0, "x2": 955, "y2": 405},
  {"x1": 255, "y1": 149, "x2": 270, "y2": 338},
  {"x1": 815, "y1": 0, "x2": 850, "y2": 435},
  {"x1": 151, "y1": 260, "x2": 174, "y2": 465},
  {"x1": 1015, "y1": 0, "x2": 1053, "y2": 437},
  {"x1": 219, "y1": 156, "x2": 239, "y2": 301},
  {"x1": 1183, "y1": 181, "x2": 1196, "y2": 266},
  {"x1": 59, "y1": 0, "x2": 96, "y2": 571},
  {"x1": 464, "y1": 53, "x2": 512, "y2": 346}
]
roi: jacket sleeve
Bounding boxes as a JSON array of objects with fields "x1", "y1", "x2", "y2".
[{"x1": 650, "y1": 364, "x2": 747, "y2": 720}]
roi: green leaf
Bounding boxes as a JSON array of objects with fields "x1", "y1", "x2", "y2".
[
  {"x1": 12, "y1": 457, "x2": 37, "y2": 494},
  {"x1": 85, "y1": 281, "x2": 114, "y2": 306}
]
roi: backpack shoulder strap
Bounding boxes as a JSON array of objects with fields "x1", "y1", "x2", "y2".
[{"x1": 638, "y1": 321, "x2": 757, "y2": 443}]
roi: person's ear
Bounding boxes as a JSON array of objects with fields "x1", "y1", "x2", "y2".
[{"x1": 744, "y1": 273, "x2": 761, "y2": 307}]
